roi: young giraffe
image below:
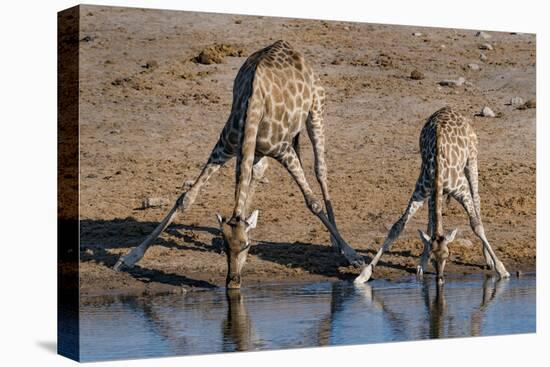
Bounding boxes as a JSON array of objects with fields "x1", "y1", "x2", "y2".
[
  {"x1": 114, "y1": 40, "x2": 363, "y2": 288},
  {"x1": 355, "y1": 107, "x2": 510, "y2": 284}
]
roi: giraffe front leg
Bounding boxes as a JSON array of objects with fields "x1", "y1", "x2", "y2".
[
  {"x1": 356, "y1": 189, "x2": 425, "y2": 284},
  {"x1": 243, "y1": 157, "x2": 269, "y2": 215},
  {"x1": 417, "y1": 194, "x2": 435, "y2": 278},
  {"x1": 114, "y1": 153, "x2": 228, "y2": 271},
  {"x1": 276, "y1": 147, "x2": 363, "y2": 267}
]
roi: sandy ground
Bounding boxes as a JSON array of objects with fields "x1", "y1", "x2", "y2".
[{"x1": 73, "y1": 5, "x2": 536, "y2": 297}]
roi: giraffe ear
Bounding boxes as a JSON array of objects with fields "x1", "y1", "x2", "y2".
[
  {"x1": 418, "y1": 230, "x2": 431, "y2": 245},
  {"x1": 445, "y1": 228, "x2": 458, "y2": 243},
  {"x1": 245, "y1": 210, "x2": 259, "y2": 232},
  {"x1": 215, "y1": 213, "x2": 225, "y2": 227}
]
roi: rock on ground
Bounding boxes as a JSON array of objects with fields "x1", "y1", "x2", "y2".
[
  {"x1": 479, "y1": 43, "x2": 493, "y2": 51},
  {"x1": 510, "y1": 96, "x2": 524, "y2": 106},
  {"x1": 480, "y1": 106, "x2": 496, "y2": 117},
  {"x1": 410, "y1": 69, "x2": 425, "y2": 80},
  {"x1": 439, "y1": 77, "x2": 465, "y2": 87},
  {"x1": 476, "y1": 31, "x2": 492, "y2": 40}
]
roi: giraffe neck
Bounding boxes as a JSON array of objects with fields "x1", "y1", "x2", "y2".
[{"x1": 433, "y1": 124, "x2": 444, "y2": 238}]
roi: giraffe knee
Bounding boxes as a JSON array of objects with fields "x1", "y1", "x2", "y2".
[
  {"x1": 472, "y1": 223, "x2": 485, "y2": 237},
  {"x1": 306, "y1": 197, "x2": 323, "y2": 214}
]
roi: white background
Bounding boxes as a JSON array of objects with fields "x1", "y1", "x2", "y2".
[{"x1": 0, "y1": 0, "x2": 547, "y2": 366}]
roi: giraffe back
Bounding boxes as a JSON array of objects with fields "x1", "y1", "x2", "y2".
[
  {"x1": 419, "y1": 107, "x2": 477, "y2": 191},
  {"x1": 222, "y1": 40, "x2": 319, "y2": 157}
]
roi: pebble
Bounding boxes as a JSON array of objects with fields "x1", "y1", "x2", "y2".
[
  {"x1": 479, "y1": 43, "x2": 493, "y2": 51},
  {"x1": 480, "y1": 53, "x2": 488, "y2": 61},
  {"x1": 141, "y1": 197, "x2": 168, "y2": 209},
  {"x1": 480, "y1": 106, "x2": 496, "y2": 117},
  {"x1": 343, "y1": 26, "x2": 350, "y2": 31},
  {"x1": 468, "y1": 63, "x2": 480, "y2": 71},
  {"x1": 510, "y1": 96, "x2": 524, "y2": 106},
  {"x1": 439, "y1": 77, "x2": 465, "y2": 87},
  {"x1": 412, "y1": 32, "x2": 423, "y2": 36},
  {"x1": 410, "y1": 69, "x2": 425, "y2": 80},
  {"x1": 476, "y1": 31, "x2": 492, "y2": 39}
]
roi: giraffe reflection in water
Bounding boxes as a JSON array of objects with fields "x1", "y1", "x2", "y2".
[{"x1": 79, "y1": 276, "x2": 534, "y2": 361}]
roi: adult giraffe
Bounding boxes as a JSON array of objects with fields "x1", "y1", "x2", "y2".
[{"x1": 114, "y1": 40, "x2": 363, "y2": 288}]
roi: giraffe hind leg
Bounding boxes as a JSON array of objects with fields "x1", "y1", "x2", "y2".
[
  {"x1": 464, "y1": 155, "x2": 495, "y2": 270},
  {"x1": 306, "y1": 95, "x2": 341, "y2": 253},
  {"x1": 276, "y1": 146, "x2": 363, "y2": 267},
  {"x1": 451, "y1": 187, "x2": 509, "y2": 278}
]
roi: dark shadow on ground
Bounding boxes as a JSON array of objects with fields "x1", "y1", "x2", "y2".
[{"x1": 79, "y1": 217, "x2": 442, "y2": 288}]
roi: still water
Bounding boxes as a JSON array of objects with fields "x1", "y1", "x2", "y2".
[{"x1": 79, "y1": 275, "x2": 535, "y2": 361}]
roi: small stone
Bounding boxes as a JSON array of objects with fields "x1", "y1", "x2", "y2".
[
  {"x1": 141, "y1": 197, "x2": 168, "y2": 209},
  {"x1": 410, "y1": 69, "x2": 425, "y2": 80},
  {"x1": 234, "y1": 19, "x2": 242, "y2": 24},
  {"x1": 142, "y1": 60, "x2": 158, "y2": 69},
  {"x1": 440, "y1": 44, "x2": 446, "y2": 49},
  {"x1": 480, "y1": 53, "x2": 488, "y2": 62},
  {"x1": 468, "y1": 63, "x2": 480, "y2": 71},
  {"x1": 343, "y1": 26, "x2": 350, "y2": 31},
  {"x1": 439, "y1": 77, "x2": 465, "y2": 87},
  {"x1": 510, "y1": 96, "x2": 524, "y2": 106},
  {"x1": 480, "y1": 106, "x2": 496, "y2": 117},
  {"x1": 412, "y1": 32, "x2": 423, "y2": 36},
  {"x1": 479, "y1": 43, "x2": 493, "y2": 51},
  {"x1": 476, "y1": 31, "x2": 492, "y2": 39}
]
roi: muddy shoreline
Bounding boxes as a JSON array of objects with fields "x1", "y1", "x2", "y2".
[{"x1": 76, "y1": 6, "x2": 536, "y2": 298}]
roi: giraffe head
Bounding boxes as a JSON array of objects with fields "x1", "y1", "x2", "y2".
[
  {"x1": 216, "y1": 210, "x2": 259, "y2": 289},
  {"x1": 418, "y1": 228, "x2": 458, "y2": 283}
]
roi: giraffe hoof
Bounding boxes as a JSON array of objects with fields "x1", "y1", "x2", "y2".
[
  {"x1": 354, "y1": 264, "x2": 373, "y2": 284},
  {"x1": 496, "y1": 262, "x2": 510, "y2": 278},
  {"x1": 113, "y1": 258, "x2": 127, "y2": 272}
]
